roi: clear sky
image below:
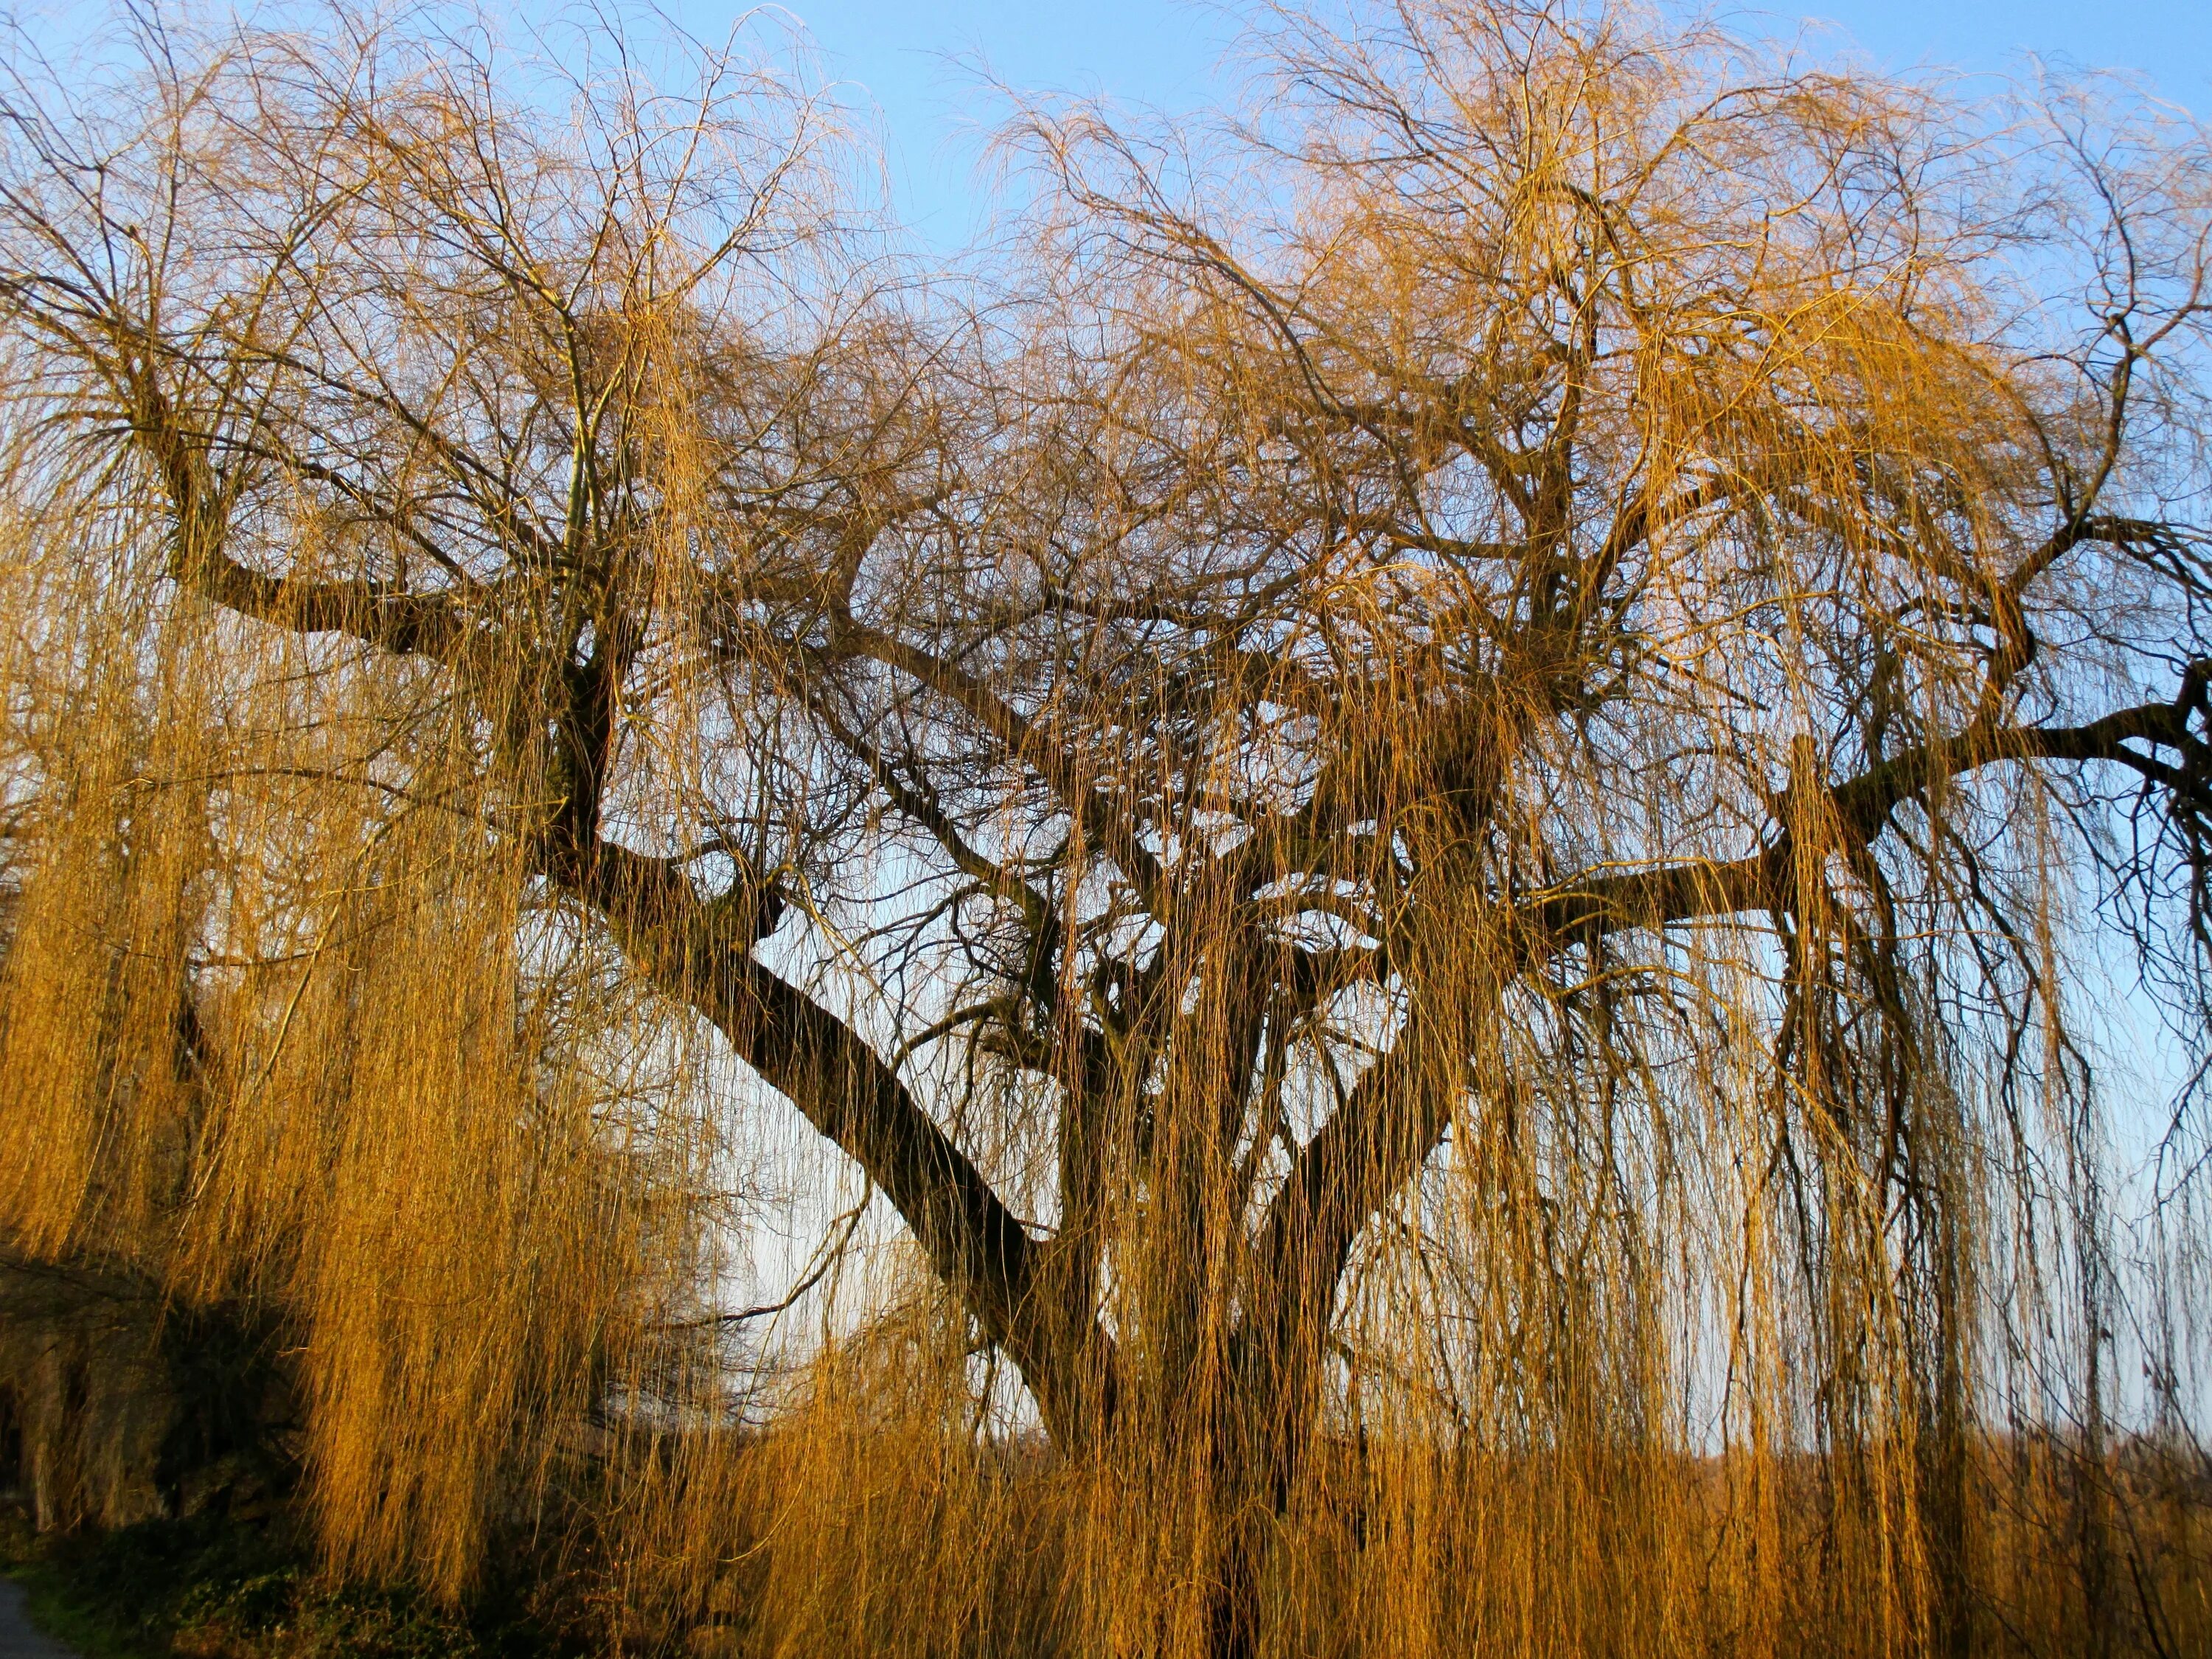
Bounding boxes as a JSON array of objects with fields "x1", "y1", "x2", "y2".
[{"x1": 661, "y1": 1, "x2": 2212, "y2": 246}]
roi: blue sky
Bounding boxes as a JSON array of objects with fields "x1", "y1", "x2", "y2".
[{"x1": 679, "y1": 1, "x2": 2212, "y2": 245}]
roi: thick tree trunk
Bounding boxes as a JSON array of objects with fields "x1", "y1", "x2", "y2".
[{"x1": 1205, "y1": 1525, "x2": 1265, "y2": 1659}]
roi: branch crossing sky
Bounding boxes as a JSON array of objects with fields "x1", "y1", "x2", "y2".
[{"x1": 705, "y1": 1, "x2": 2212, "y2": 247}]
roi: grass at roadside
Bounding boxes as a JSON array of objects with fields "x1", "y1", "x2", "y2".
[{"x1": 0, "y1": 1507, "x2": 516, "y2": 1659}]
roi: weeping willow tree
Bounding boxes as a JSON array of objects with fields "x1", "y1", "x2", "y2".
[{"x1": 0, "y1": 2, "x2": 2208, "y2": 1655}]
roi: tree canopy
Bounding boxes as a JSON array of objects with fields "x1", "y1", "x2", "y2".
[{"x1": 0, "y1": 4, "x2": 2208, "y2": 1655}]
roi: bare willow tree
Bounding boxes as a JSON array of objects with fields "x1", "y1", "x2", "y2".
[{"x1": 1, "y1": 2, "x2": 2209, "y2": 1655}]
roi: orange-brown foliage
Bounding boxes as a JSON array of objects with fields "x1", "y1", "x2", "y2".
[{"x1": 0, "y1": 3, "x2": 2208, "y2": 1654}]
